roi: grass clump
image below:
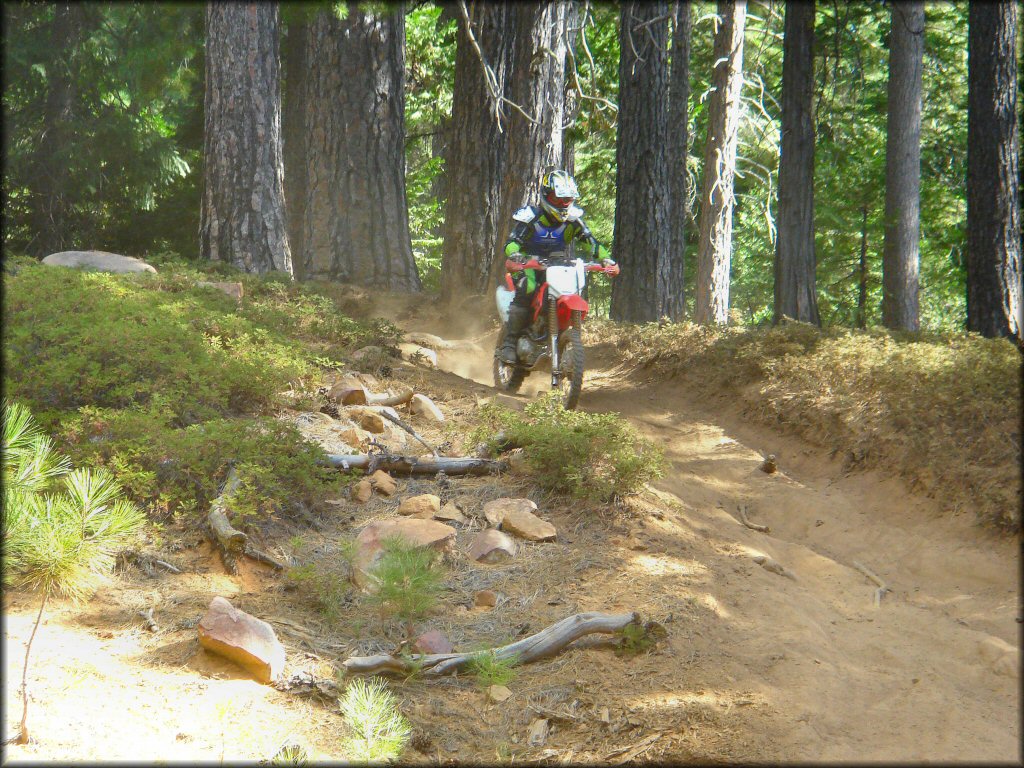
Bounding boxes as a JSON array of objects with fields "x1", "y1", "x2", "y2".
[
  {"x1": 367, "y1": 537, "x2": 444, "y2": 631},
  {"x1": 467, "y1": 650, "x2": 518, "y2": 688},
  {"x1": 338, "y1": 676, "x2": 411, "y2": 763},
  {"x1": 473, "y1": 392, "x2": 664, "y2": 503}
]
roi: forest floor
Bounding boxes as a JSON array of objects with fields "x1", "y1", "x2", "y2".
[{"x1": 3, "y1": 292, "x2": 1020, "y2": 764}]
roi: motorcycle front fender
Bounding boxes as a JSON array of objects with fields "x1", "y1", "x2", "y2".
[{"x1": 556, "y1": 294, "x2": 589, "y2": 330}]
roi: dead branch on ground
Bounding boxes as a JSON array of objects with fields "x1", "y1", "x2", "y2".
[
  {"x1": 341, "y1": 612, "x2": 642, "y2": 676},
  {"x1": 206, "y1": 467, "x2": 287, "y2": 574},
  {"x1": 853, "y1": 560, "x2": 891, "y2": 607},
  {"x1": 737, "y1": 504, "x2": 770, "y2": 533},
  {"x1": 377, "y1": 410, "x2": 439, "y2": 456},
  {"x1": 323, "y1": 453, "x2": 506, "y2": 476}
]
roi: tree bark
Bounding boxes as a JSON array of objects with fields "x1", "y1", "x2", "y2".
[
  {"x1": 561, "y1": 0, "x2": 583, "y2": 176},
  {"x1": 282, "y1": 15, "x2": 309, "y2": 280},
  {"x1": 881, "y1": 1, "x2": 923, "y2": 331},
  {"x1": 439, "y1": 1, "x2": 515, "y2": 301},
  {"x1": 694, "y1": 0, "x2": 746, "y2": 326},
  {"x1": 30, "y1": 3, "x2": 85, "y2": 257},
  {"x1": 774, "y1": 0, "x2": 820, "y2": 326},
  {"x1": 609, "y1": 1, "x2": 672, "y2": 323},
  {"x1": 301, "y1": 3, "x2": 421, "y2": 291},
  {"x1": 966, "y1": 2, "x2": 1021, "y2": 341},
  {"x1": 666, "y1": 0, "x2": 692, "y2": 321},
  {"x1": 856, "y1": 204, "x2": 869, "y2": 329},
  {"x1": 494, "y1": 1, "x2": 571, "y2": 287},
  {"x1": 201, "y1": 2, "x2": 292, "y2": 274}
]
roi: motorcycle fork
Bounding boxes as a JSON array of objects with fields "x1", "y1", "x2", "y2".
[{"x1": 549, "y1": 298, "x2": 560, "y2": 387}]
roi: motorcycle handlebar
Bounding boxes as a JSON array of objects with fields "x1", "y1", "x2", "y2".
[{"x1": 505, "y1": 258, "x2": 619, "y2": 276}]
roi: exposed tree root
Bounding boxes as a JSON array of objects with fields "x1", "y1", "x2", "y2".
[
  {"x1": 853, "y1": 560, "x2": 891, "y2": 607},
  {"x1": 206, "y1": 467, "x2": 286, "y2": 574}
]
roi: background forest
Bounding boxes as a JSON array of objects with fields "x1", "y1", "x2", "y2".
[{"x1": 2, "y1": 1, "x2": 1020, "y2": 334}]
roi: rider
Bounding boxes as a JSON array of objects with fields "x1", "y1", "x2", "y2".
[{"x1": 497, "y1": 169, "x2": 614, "y2": 364}]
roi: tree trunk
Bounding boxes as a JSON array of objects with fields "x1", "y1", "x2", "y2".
[
  {"x1": 30, "y1": 3, "x2": 85, "y2": 258},
  {"x1": 966, "y1": 2, "x2": 1021, "y2": 341},
  {"x1": 562, "y1": 0, "x2": 583, "y2": 176},
  {"x1": 201, "y1": 2, "x2": 292, "y2": 274},
  {"x1": 494, "y1": 1, "x2": 571, "y2": 287},
  {"x1": 774, "y1": 0, "x2": 820, "y2": 326},
  {"x1": 856, "y1": 204, "x2": 869, "y2": 329},
  {"x1": 15, "y1": 589, "x2": 49, "y2": 744},
  {"x1": 282, "y1": 16, "x2": 309, "y2": 280},
  {"x1": 694, "y1": 0, "x2": 746, "y2": 326},
  {"x1": 301, "y1": 3, "x2": 421, "y2": 291},
  {"x1": 665, "y1": 0, "x2": 692, "y2": 321},
  {"x1": 609, "y1": 1, "x2": 672, "y2": 323},
  {"x1": 439, "y1": 2, "x2": 515, "y2": 302},
  {"x1": 881, "y1": 1, "x2": 923, "y2": 331}
]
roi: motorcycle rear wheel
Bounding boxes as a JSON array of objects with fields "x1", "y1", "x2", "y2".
[
  {"x1": 557, "y1": 323, "x2": 584, "y2": 410},
  {"x1": 493, "y1": 330, "x2": 525, "y2": 393}
]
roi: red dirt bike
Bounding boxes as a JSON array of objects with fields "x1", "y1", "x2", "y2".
[{"x1": 493, "y1": 252, "x2": 619, "y2": 410}]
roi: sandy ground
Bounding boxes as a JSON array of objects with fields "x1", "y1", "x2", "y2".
[{"x1": 3, "y1": 297, "x2": 1019, "y2": 764}]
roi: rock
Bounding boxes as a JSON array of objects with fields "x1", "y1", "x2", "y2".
[
  {"x1": 501, "y1": 508, "x2": 557, "y2": 542},
  {"x1": 328, "y1": 379, "x2": 369, "y2": 405},
  {"x1": 398, "y1": 494, "x2": 441, "y2": 518},
  {"x1": 467, "y1": 529, "x2": 517, "y2": 563},
  {"x1": 42, "y1": 250, "x2": 157, "y2": 274},
  {"x1": 527, "y1": 718, "x2": 549, "y2": 747},
  {"x1": 978, "y1": 636, "x2": 1019, "y2": 678},
  {"x1": 506, "y1": 449, "x2": 529, "y2": 474},
  {"x1": 435, "y1": 502, "x2": 468, "y2": 525},
  {"x1": 398, "y1": 343, "x2": 438, "y2": 368},
  {"x1": 197, "y1": 281, "x2": 244, "y2": 301},
  {"x1": 478, "y1": 393, "x2": 526, "y2": 412},
  {"x1": 483, "y1": 498, "x2": 538, "y2": 528},
  {"x1": 197, "y1": 596, "x2": 286, "y2": 684},
  {"x1": 350, "y1": 346, "x2": 386, "y2": 362},
  {"x1": 474, "y1": 590, "x2": 498, "y2": 608},
  {"x1": 488, "y1": 685, "x2": 512, "y2": 703},
  {"x1": 369, "y1": 470, "x2": 397, "y2": 497},
  {"x1": 339, "y1": 427, "x2": 372, "y2": 448},
  {"x1": 354, "y1": 518, "x2": 457, "y2": 585},
  {"x1": 352, "y1": 479, "x2": 373, "y2": 503},
  {"x1": 358, "y1": 411, "x2": 386, "y2": 433},
  {"x1": 409, "y1": 394, "x2": 445, "y2": 423},
  {"x1": 412, "y1": 629, "x2": 453, "y2": 655}
]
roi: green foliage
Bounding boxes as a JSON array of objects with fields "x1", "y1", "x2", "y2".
[
  {"x1": 269, "y1": 743, "x2": 309, "y2": 767},
  {"x1": 285, "y1": 561, "x2": 351, "y2": 627},
  {"x1": 367, "y1": 537, "x2": 444, "y2": 624},
  {"x1": 473, "y1": 392, "x2": 665, "y2": 503},
  {"x1": 615, "y1": 621, "x2": 655, "y2": 657},
  {"x1": 3, "y1": 400, "x2": 146, "y2": 599},
  {"x1": 338, "y1": 676, "x2": 411, "y2": 763},
  {"x1": 467, "y1": 650, "x2": 518, "y2": 689}
]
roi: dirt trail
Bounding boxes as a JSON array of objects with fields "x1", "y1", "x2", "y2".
[{"x1": 430, "y1": 327, "x2": 1021, "y2": 762}]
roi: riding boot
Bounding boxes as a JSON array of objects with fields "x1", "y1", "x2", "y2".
[{"x1": 498, "y1": 305, "x2": 531, "y2": 364}]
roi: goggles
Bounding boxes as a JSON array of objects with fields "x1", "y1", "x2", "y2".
[{"x1": 546, "y1": 190, "x2": 574, "y2": 209}]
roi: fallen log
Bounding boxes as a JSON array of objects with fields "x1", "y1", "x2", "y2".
[
  {"x1": 323, "y1": 453, "x2": 507, "y2": 476},
  {"x1": 342, "y1": 611, "x2": 640, "y2": 676},
  {"x1": 206, "y1": 467, "x2": 286, "y2": 574}
]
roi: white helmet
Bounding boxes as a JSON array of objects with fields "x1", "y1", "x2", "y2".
[{"x1": 540, "y1": 169, "x2": 579, "y2": 223}]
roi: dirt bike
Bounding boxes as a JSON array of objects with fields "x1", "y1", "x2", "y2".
[{"x1": 492, "y1": 252, "x2": 619, "y2": 410}]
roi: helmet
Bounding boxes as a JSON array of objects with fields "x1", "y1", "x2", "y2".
[{"x1": 540, "y1": 169, "x2": 579, "y2": 223}]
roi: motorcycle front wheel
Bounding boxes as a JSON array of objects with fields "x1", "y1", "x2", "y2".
[
  {"x1": 557, "y1": 321, "x2": 584, "y2": 410},
  {"x1": 493, "y1": 329, "x2": 526, "y2": 393}
]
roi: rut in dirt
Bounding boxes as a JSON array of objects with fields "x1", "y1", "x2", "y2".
[{"x1": 428, "y1": 331, "x2": 1020, "y2": 762}]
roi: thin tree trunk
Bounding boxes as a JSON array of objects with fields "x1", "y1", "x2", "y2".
[
  {"x1": 857, "y1": 204, "x2": 869, "y2": 329},
  {"x1": 15, "y1": 589, "x2": 49, "y2": 745},
  {"x1": 282, "y1": 16, "x2": 309, "y2": 280},
  {"x1": 666, "y1": 0, "x2": 692, "y2": 321},
  {"x1": 966, "y1": 1, "x2": 1021, "y2": 341},
  {"x1": 494, "y1": 1, "x2": 571, "y2": 287},
  {"x1": 694, "y1": 0, "x2": 746, "y2": 326},
  {"x1": 201, "y1": 2, "x2": 292, "y2": 274},
  {"x1": 774, "y1": 0, "x2": 820, "y2": 326},
  {"x1": 609, "y1": 1, "x2": 672, "y2": 323},
  {"x1": 30, "y1": 3, "x2": 84, "y2": 257},
  {"x1": 561, "y1": 0, "x2": 583, "y2": 176},
  {"x1": 439, "y1": 1, "x2": 515, "y2": 302},
  {"x1": 881, "y1": 1, "x2": 923, "y2": 331}
]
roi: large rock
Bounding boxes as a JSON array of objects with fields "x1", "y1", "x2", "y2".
[
  {"x1": 197, "y1": 281, "x2": 243, "y2": 301},
  {"x1": 409, "y1": 394, "x2": 445, "y2": 423},
  {"x1": 412, "y1": 629, "x2": 453, "y2": 655},
  {"x1": 354, "y1": 518, "x2": 456, "y2": 586},
  {"x1": 483, "y1": 498, "x2": 537, "y2": 528},
  {"x1": 398, "y1": 494, "x2": 441, "y2": 518},
  {"x1": 467, "y1": 529, "x2": 517, "y2": 563},
  {"x1": 42, "y1": 250, "x2": 157, "y2": 274},
  {"x1": 501, "y1": 508, "x2": 557, "y2": 542},
  {"x1": 197, "y1": 596, "x2": 286, "y2": 684}
]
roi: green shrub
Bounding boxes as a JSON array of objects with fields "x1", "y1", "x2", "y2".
[
  {"x1": 338, "y1": 676, "x2": 411, "y2": 763},
  {"x1": 467, "y1": 650, "x2": 518, "y2": 688},
  {"x1": 367, "y1": 537, "x2": 444, "y2": 628},
  {"x1": 473, "y1": 392, "x2": 664, "y2": 503}
]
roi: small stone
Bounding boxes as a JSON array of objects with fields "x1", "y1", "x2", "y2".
[
  {"x1": 488, "y1": 685, "x2": 512, "y2": 703},
  {"x1": 527, "y1": 718, "x2": 549, "y2": 747},
  {"x1": 197, "y1": 281, "x2": 244, "y2": 301},
  {"x1": 467, "y1": 529, "x2": 517, "y2": 563},
  {"x1": 435, "y1": 502, "x2": 468, "y2": 525},
  {"x1": 409, "y1": 393, "x2": 445, "y2": 423},
  {"x1": 340, "y1": 427, "x2": 372, "y2": 448},
  {"x1": 369, "y1": 470, "x2": 397, "y2": 497},
  {"x1": 500, "y1": 508, "x2": 557, "y2": 542},
  {"x1": 197, "y1": 597, "x2": 286, "y2": 684},
  {"x1": 352, "y1": 479, "x2": 373, "y2": 503},
  {"x1": 358, "y1": 412, "x2": 386, "y2": 433},
  {"x1": 412, "y1": 629, "x2": 453, "y2": 655},
  {"x1": 398, "y1": 494, "x2": 441, "y2": 518},
  {"x1": 328, "y1": 379, "x2": 368, "y2": 405},
  {"x1": 475, "y1": 590, "x2": 498, "y2": 608},
  {"x1": 760, "y1": 454, "x2": 778, "y2": 474},
  {"x1": 483, "y1": 498, "x2": 537, "y2": 528}
]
